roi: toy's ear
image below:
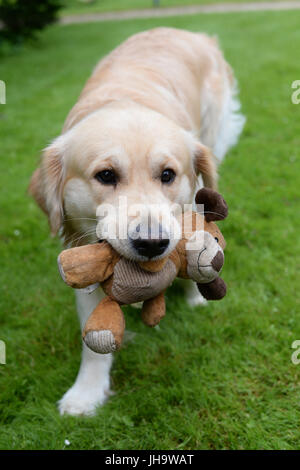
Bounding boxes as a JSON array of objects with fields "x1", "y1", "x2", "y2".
[{"x1": 195, "y1": 188, "x2": 228, "y2": 222}]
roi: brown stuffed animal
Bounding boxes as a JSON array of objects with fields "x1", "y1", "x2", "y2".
[{"x1": 58, "y1": 188, "x2": 228, "y2": 354}]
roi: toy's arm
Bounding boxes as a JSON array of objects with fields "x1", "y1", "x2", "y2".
[{"x1": 58, "y1": 242, "x2": 119, "y2": 289}]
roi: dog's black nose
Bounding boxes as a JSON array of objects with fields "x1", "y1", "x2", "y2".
[{"x1": 131, "y1": 238, "x2": 170, "y2": 258}]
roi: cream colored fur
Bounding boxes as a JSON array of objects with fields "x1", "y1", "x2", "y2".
[{"x1": 29, "y1": 27, "x2": 244, "y2": 416}]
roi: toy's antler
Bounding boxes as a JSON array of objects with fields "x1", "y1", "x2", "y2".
[
  {"x1": 195, "y1": 188, "x2": 228, "y2": 222},
  {"x1": 194, "y1": 188, "x2": 228, "y2": 301},
  {"x1": 197, "y1": 277, "x2": 227, "y2": 300}
]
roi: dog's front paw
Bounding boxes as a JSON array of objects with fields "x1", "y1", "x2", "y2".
[
  {"x1": 131, "y1": 301, "x2": 143, "y2": 309},
  {"x1": 58, "y1": 382, "x2": 110, "y2": 417}
]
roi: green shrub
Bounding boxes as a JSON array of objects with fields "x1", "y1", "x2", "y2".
[{"x1": 0, "y1": 0, "x2": 62, "y2": 44}]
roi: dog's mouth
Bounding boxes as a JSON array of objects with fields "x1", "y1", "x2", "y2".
[
  {"x1": 129, "y1": 236, "x2": 170, "y2": 259},
  {"x1": 95, "y1": 207, "x2": 181, "y2": 261},
  {"x1": 97, "y1": 237, "x2": 170, "y2": 261},
  {"x1": 105, "y1": 235, "x2": 175, "y2": 262}
]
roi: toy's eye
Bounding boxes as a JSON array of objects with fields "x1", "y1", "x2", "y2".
[
  {"x1": 214, "y1": 237, "x2": 219, "y2": 243},
  {"x1": 161, "y1": 169, "x2": 176, "y2": 184},
  {"x1": 95, "y1": 169, "x2": 118, "y2": 185}
]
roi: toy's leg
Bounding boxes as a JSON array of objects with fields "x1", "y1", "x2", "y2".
[
  {"x1": 83, "y1": 296, "x2": 125, "y2": 354},
  {"x1": 58, "y1": 288, "x2": 113, "y2": 417},
  {"x1": 141, "y1": 292, "x2": 166, "y2": 327}
]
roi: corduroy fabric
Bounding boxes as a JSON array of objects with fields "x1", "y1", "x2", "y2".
[
  {"x1": 111, "y1": 258, "x2": 177, "y2": 305},
  {"x1": 84, "y1": 330, "x2": 117, "y2": 354}
]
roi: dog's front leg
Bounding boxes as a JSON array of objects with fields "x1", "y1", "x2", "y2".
[{"x1": 58, "y1": 288, "x2": 113, "y2": 416}]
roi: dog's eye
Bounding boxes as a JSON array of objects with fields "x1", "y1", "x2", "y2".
[
  {"x1": 95, "y1": 169, "x2": 117, "y2": 185},
  {"x1": 215, "y1": 237, "x2": 219, "y2": 243},
  {"x1": 161, "y1": 169, "x2": 176, "y2": 184}
]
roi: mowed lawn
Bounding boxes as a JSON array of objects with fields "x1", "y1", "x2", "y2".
[{"x1": 1, "y1": 10, "x2": 300, "y2": 450}]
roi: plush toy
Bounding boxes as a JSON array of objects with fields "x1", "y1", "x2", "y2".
[{"x1": 58, "y1": 188, "x2": 228, "y2": 354}]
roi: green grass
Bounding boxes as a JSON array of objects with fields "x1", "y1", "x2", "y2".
[
  {"x1": 1, "y1": 10, "x2": 300, "y2": 450},
  {"x1": 62, "y1": 0, "x2": 291, "y2": 16}
]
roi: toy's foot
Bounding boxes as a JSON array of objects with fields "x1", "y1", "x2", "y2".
[
  {"x1": 141, "y1": 292, "x2": 166, "y2": 327},
  {"x1": 82, "y1": 296, "x2": 125, "y2": 354},
  {"x1": 84, "y1": 330, "x2": 118, "y2": 354}
]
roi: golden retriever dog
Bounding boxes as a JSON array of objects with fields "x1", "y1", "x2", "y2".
[{"x1": 29, "y1": 27, "x2": 245, "y2": 416}]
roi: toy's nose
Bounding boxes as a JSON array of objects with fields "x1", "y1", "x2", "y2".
[
  {"x1": 211, "y1": 251, "x2": 224, "y2": 272},
  {"x1": 131, "y1": 238, "x2": 170, "y2": 258}
]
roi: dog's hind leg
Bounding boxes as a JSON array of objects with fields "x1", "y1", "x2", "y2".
[
  {"x1": 58, "y1": 288, "x2": 113, "y2": 417},
  {"x1": 185, "y1": 279, "x2": 208, "y2": 307}
]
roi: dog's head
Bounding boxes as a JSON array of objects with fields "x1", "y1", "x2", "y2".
[{"x1": 29, "y1": 102, "x2": 217, "y2": 261}]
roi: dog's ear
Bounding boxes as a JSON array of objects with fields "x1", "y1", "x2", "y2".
[
  {"x1": 193, "y1": 142, "x2": 218, "y2": 190},
  {"x1": 195, "y1": 188, "x2": 228, "y2": 222},
  {"x1": 29, "y1": 138, "x2": 65, "y2": 235}
]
